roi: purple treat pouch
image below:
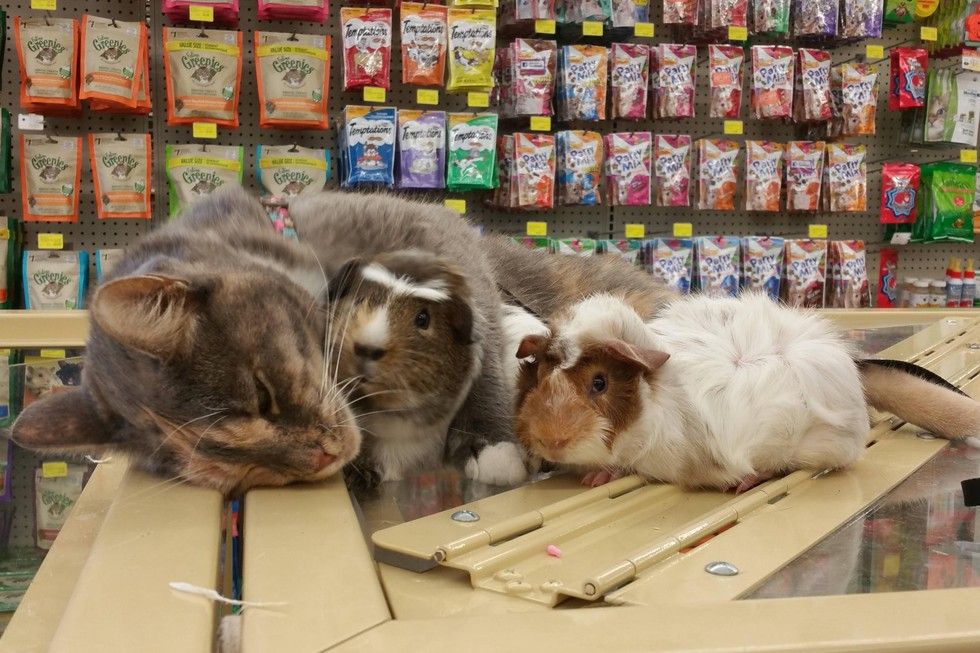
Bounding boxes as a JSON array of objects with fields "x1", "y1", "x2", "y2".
[{"x1": 397, "y1": 109, "x2": 446, "y2": 189}]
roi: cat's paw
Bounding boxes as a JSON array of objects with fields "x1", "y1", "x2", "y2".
[
  {"x1": 464, "y1": 442, "x2": 528, "y2": 486},
  {"x1": 217, "y1": 615, "x2": 241, "y2": 653}
]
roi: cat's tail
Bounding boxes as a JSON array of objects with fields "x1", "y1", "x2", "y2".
[{"x1": 859, "y1": 359, "x2": 980, "y2": 446}]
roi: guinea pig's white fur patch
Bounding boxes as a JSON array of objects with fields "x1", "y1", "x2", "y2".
[
  {"x1": 361, "y1": 263, "x2": 451, "y2": 302},
  {"x1": 357, "y1": 305, "x2": 390, "y2": 351}
]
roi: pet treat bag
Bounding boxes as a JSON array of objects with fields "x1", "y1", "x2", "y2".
[
  {"x1": 889, "y1": 48, "x2": 927, "y2": 111},
  {"x1": 14, "y1": 17, "x2": 79, "y2": 109},
  {"x1": 751, "y1": 46, "x2": 794, "y2": 120},
  {"x1": 163, "y1": 28, "x2": 243, "y2": 127},
  {"x1": 753, "y1": 0, "x2": 790, "y2": 33},
  {"x1": 88, "y1": 133, "x2": 152, "y2": 220},
  {"x1": 341, "y1": 8, "x2": 392, "y2": 91},
  {"x1": 0, "y1": 216, "x2": 20, "y2": 310},
  {"x1": 782, "y1": 238, "x2": 827, "y2": 308},
  {"x1": 35, "y1": 464, "x2": 86, "y2": 550},
  {"x1": 695, "y1": 236, "x2": 740, "y2": 297},
  {"x1": 645, "y1": 238, "x2": 693, "y2": 294},
  {"x1": 515, "y1": 133, "x2": 556, "y2": 210},
  {"x1": 841, "y1": 63, "x2": 878, "y2": 136},
  {"x1": 601, "y1": 239, "x2": 641, "y2": 263},
  {"x1": 400, "y1": 3, "x2": 447, "y2": 87},
  {"x1": 554, "y1": 238, "x2": 597, "y2": 256},
  {"x1": 832, "y1": 240, "x2": 869, "y2": 308},
  {"x1": 165, "y1": 144, "x2": 244, "y2": 217},
  {"x1": 0, "y1": 347, "x2": 18, "y2": 428},
  {"x1": 447, "y1": 9, "x2": 495, "y2": 92},
  {"x1": 785, "y1": 141, "x2": 825, "y2": 211},
  {"x1": 512, "y1": 39, "x2": 557, "y2": 116},
  {"x1": 876, "y1": 247, "x2": 899, "y2": 308},
  {"x1": 447, "y1": 112, "x2": 497, "y2": 191},
  {"x1": 22, "y1": 250, "x2": 88, "y2": 310},
  {"x1": 741, "y1": 236, "x2": 784, "y2": 299},
  {"x1": 95, "y1": 248, "x2": 125, "y2": 282},
  {"x1": 556, "y1": 130, "x2": 603, "y2": 205},
  {"x1": 706, "y1": 0, "x2": 748, "y2": 29},
  {"x1": 557, "y1": 45, "x2": 607, "y2": 121},
  {"x1": 826, "y1": 143, "x2": 866, "y2": 212},
  {"x1": 493, "y1": 135, "x2": 514, "y2": 208},
  {"x1": 565, "y1": 0, "x2": 613, "y2": 23},
  {"x1": 884, "y1": 0, "x2": 914, "y2": 23},
  {"x1": 795, "y1": 49, "x2": 832, "y2": 123},
  {"x1": 924, "y1": 69, "x2": 954, "y2": 143},
  {"x1": 259, "y1": 0, "x2": 328, "y2": 22},
  {"x1": 656, "y1": 44, "x2": 696, "y2": 119},
  {"x1": 604, "y1": 132, "x2": 652, "y2": 206},
  {"x1": 708, "y1": 45, "x2": 743, "y2": 119},
  {"x1": 744, "y1": 141, "x2": 783, "y2": 212},
  {"x1": 840, "y1": 0, "x2": 883, "y2": 38},
  {"x1": 257, "y1": 144, "x2": 330, "y2": 197},
  {"x1": 79, "y1": 15, "x2": 145, "y2": 109},
  {"x1": 697, "y1": 139, "x2": 739, "y2": 210},
  {"x1": 880, "y1": 162, "x2": 919, "y2": 224},
  {"x1": 397, "y1": 110, "x2": 446, "y2": 189},
  {"x1": 654, "y1": 134, "x2": 692, "y2": 207},
  {"x1": 663, "y1": 0, "x2": 698, "y2": 24},
  {"x1": 21, "y1": 136, "x2": 82, "y2": 223},
  {"x1": 341, "y1": 106, "x2": 396, "y2": 188},
  {"x1": 924, "y1": 162, "x2": 976, "y2": 243},
  {"x1": 792, "y1": 0, "x2": 837, "y2": 37},
  {"x1": 255, "y1": 31, "x2": 330, "y2": 129},
  {"x1": 0, "y1": 109, "x2": 10, "y2": 194},
  {"x1": 610, "y1": 43, "x2": 648, "y2": 120}
]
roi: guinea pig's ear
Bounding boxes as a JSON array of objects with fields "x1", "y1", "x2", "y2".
[
  {"x1": 447, "y1": 295, "x2": 474, "y2": 345},
  {"x1": 601, "y1": 339, "x2": 670, "y2": 373},
  {"x1": 325, "y1": 258, "x2": 364, "y2": 303},
  {"x1": 517, "y1": 335, "x2": 547, "y2": 359}
]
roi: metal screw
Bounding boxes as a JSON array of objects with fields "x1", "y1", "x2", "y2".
[
  {"x1": 451, "y1": 509, "x2": 479, "y2": 522},
  {"x1": 917, "y1": 431, "x2": 937, "y2": 440},
  {"x1": 705, "y1": 561, "x2": 739, "y2": 576}
]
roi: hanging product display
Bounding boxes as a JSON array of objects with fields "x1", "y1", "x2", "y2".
[
  {"x1": 20, "y1": 135, "x2": 82, "y2": 223},
  {"x1": 34, "y1": 464, "x2": 87, "y2": 550},
  {"x1": 751, "y1": 45, "x2": 794, "y2": 120},
  {"x1": 514, "y1": 132, "x2": 556, "y2": 210},
  {"x1": 840, "y1": 63, "x2": 878, "y2": 136},
  {"x1": 557, "y1": 45, "x2": 607, "y2": 121},
  {"x1": 697, "y1": 138, "x2": 739, "y2": 210},
  {"x1": 744, "y1": 140, "x2": 783, "y2": 212},
  {"x1": 610, "y1": 43, "x2": 648, "y2": 120},
  {"x1": 877, "y1": 248, "x2": 899, "y2": 308},
  {"x1": 88, "y1": 133, "x2": 152, "y2": 220},
  {"x1": 21, "y1": 250, "x2": 88, "y2": 310},
  {"x1": 165, "y1": 143, "x2": 245, "y2": 217},
  {"x1": 95, "y1": 248, "x2": 125, "y2": 282},
  {"x1": 794, "y1": 48, "x2": 832, "y2": 123},
  {"x1": 258, "y1": 0, "x2": 329, "y2": 22},
  {"x1": 0, "y1": 109, "x2": 9, "y2": 194},
  {"x1": 340, "y1": 105, "x2": 397, "y2": 188},
  {"x1": 602, "y1": 239, "x2": 642, "y2": 264},
  {"x1": 13, "y1": 17, "x2": 80, "y2": 112},
  {"x1": 612, "y1": 0, "x2": 649, "y2": 27},
  {"x1": 785, "y1": 140, "x2": 825, "y2": 211},
  {"x1": 828, "y1": 240, "x2": 870, "y2": 308},
  {"x1": 654, "y1": 134, "x2": 692, "y2": 207},
  {"x1": 884, "y1": 0, "x2": 915, "y2": 23},
  {"x1": 643, "y1": 238, "x2": 693, "y2": 294},
  {"x1": 825, "y1": 143, "x2": 867, "y2": 212},
  {"x1": 400, "y1": 2, "x2": 447, "y2": 87},
  {"x1": 556, "y1": 130, "x2": 603, "y2": 205},
  {"x1": 792, "y1": 0, "x2": 837, "y2": 37},
  {"x1": 840, "y1": 0, "x2": 883, "y2": 38},
  {"x1": 0, "y1": 216, "x2": 20, "y2": 311},
  {"x1": 79, "y1": 15, "x2": 147, "y2": 110},
  {"x1": 341, "y1": 7, "x2": 392, "y2": 91},
  {"x1": 704, "y1": 0, "x2": 748, "y2": 30},
  {"x1": 163, "y1": 27, "x2": 243, "y2": 127},
  {"x1": 254, "y1": 31, "x2": 330, "y2": 129},
  {"x1": 916, "y1": 162, "x2": 976, "y2": 243},
  {"x1": 511, "y1": 39, "x2": 557, "y2": 117},
  {"x1": 396, "y1": 110, "x2": 446, "y2": 190},
  {"x1": 655, "y1": 44, "x2": 696, "y2": 119},
  {"x1": 604, "y1": 132, "x2": 652, "y2": 206},
  {"x1": 91, "y1": 42, "x2": 151, "y2": 115},
  {"x1": 446, "y1": 8, "x2": 495, "y2": 93},
  {"x1": 446, "y1": 112, "x2": 497, "y2": 191},
  {"x1": 753, "y1": 0, "x2": 790, "y2": 34},
  {"x1": 783, "y1": 238, "x2": 828, "y2": 308},
  {"x1": 708, "y1": 45, "x2": 743, "y2": 119},
  {"x1": 741, "y1": 236, "x2": 784, "y2": 299},
  {"x1": 256, "y1": 144, "x2": 330, "y2": 197},
  {"x1": 663, "y1": 0, "x2": 697, "y2": 25},
  {"x1": 889, "y1": 47, "x2": 927, "y2": 111},
  {"x1": 879, "y1": 162, "x2": 920, "y2": 224},
  {"x1": 695, "y1": 236, "x2": 740, "y2": 297},
  {"x1": 163, "y1": 0, "x2": 240, "y2": 23}
]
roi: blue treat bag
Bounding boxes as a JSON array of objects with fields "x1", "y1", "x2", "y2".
[
  {"x1": 342, "y1": 105, "x2": 396, "y2": 188},
  {"x1": 695, "y1": 236, "x2": 739, "y2": 297}
]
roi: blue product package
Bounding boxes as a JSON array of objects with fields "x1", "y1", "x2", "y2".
[
  {"x1": 740, "y1": 236, "x2": 784, "y2": 299},
  {"x1": 695, "y1": 236, "x2": 739, "y2": 297},
  {"x1": 22, "y1": 250, "x2": 88, "y2": 310},
  {"x1": 643, "y1": 238, "x2": 693, "y2": 294},
  {"x1": 342, "y1": 105, "x2": 396, "y2": 188}
]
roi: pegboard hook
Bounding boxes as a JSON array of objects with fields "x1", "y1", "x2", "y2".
[
  {"x1": 287, "y1": 32, "x2": 299, "y2": 42},
  {"x1": 115, "y1": 132, "x2": 127, "y2": 141},
  {"x1": 288, "y1": 143, "x2": 299, "y2": 152}
]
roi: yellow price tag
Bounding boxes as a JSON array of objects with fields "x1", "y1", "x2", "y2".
[
  {"x1": 920, "y1": 26, "x2": 938, "y2": 41},
  {"x1": 444, "y1": 199, "x2": 466, "y2": 214},
  {"x1": 31, "y1": 0, "x2": 57, "y2": 9},
  {"x1": 526, "y1": 221, "x2": 548, "y2": 237},
  {"x1": 535, "y1": 19, "x2": 556, "y2": 34},
  {"x1": 960, "y1": 149, "x2": 978, "y2": 163},
  {"x1": 634, "y1": 22, "x2": 654, "y2": 38},
  {"x1": 625, "y1": 224, "x2": 645, "y2": 239},
  {"x1": 0, "y1": 227, "x2": 9, "y2": 240},
  {"x1": 728, "y1": 26, "x2": 748, "y2": 41},
  {"x1": 363, "y1": 86, "x2": 386, "y2": 103},
  {"x1": 417, "y1": 89, "x2": 439, "y2": 105},
  {"x1": 192, "y1": 122, "x2": 217, "y2": 139},
  {"x1": 672, "y1": 223, "x2": 693, "y2": 238},
  {"x1": 189, "y1": 5, "x2": 215, "y2": 21},
  {"x1": 723, "y1": 120, "x2": 744, "y2": 135},
  {"x1": 530, "y1": 116, "x2": 551, "y2": 131},
  {"x1": 582, "y1": 21, "x2": 604, "y2": 36},
  {"x1": 808, "y1": 224, "x2": 828, "y2": 239},
  {"x1": 467, "y1": 92, "x2": 490, "y2": 108},
  {"x1": 38, "y1": 233, "x2": 63, "y2": 250},
  {"x1": 42, "y1": 461, "x2": 68, "y2": 479},
  {"x1": 40, "y1": 348, "x2": 67, "y2": 359},
  {"x1": 865, "y1": 44, "x2": 885, "y2": 60}
]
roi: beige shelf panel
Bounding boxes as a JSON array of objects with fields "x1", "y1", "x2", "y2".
[{"x1": 0, "y1": 311, "x2": 90, "y2": 348}]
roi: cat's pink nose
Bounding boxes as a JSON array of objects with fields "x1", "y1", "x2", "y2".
[{"x1": 313, "y1": 450, "x2": 337, "y2": 472}]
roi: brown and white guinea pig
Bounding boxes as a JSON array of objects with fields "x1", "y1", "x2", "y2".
[
  {"x1": 325, "y1": 249, "x2": 527, "y2": 484},
  {"x1": 514, "y1": 293, "x2": 980, "y2": 492}
]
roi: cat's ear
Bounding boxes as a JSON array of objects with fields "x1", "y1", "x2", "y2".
[
  {"x1": 11, "y1": 389, "x2": 113, "y2": 452},
  {"x1": 325, "y1": 258, "x2": 364, "y2": 303},
  {"x1": 601, "y1": 339, "x2": 670, "y2": 373},
  {"x1": 92, "y1": 275, "x2": 203, "y2": 360}
]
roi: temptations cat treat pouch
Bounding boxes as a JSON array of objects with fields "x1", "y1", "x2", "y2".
[
  {"x1": 708, "y1": 45, "x2": 743, "y2": 119},
  {"x1": 163, "y1": 27, "x2": 243, "y2": 127},
  {"x1": 744, "y1": 140, "x2": 783, "y2": 212},
  {"x1": 695, "y1": 236, "x2": 740, "y2": 298},
  {"x1": 88, "y1": 133, "x2": 152, "y2": 220},
  {"x1": 741, "y1": 236, "x2": 784, "y2": 299},
  {"x1": 340, "y1": 106, "x2": 396, "y2": 188},
  {"x1": 165, "y1": 143, "x2": 244, "y2": 217},
  {"x1": 697, "y1": 139, "x2": 739, "y2": 211},
  {"x1": 256, "y1": 144, "x2": 330, "y2": 197},
  {"x1": 825, "y1": 143, "x2": 866, "y2": 212},
  {"x1": 889, "y1": 48, "x2": 927, "y2": 111},
  {"x1": 557, "y1": 45, "x2": 607, "y2": 121},
  {"x1": 400, "y1": 3, "x2": 447, "y2": 87},
  {"x1": 341, "y1": 7, "x2": 392, "y2": 91},
  {"x1": 604, "y1": 132, "x2": 652, "y2": 206},
  {"x1": 656, "y1": 44, "x2": 696, "y2": 119},
  {"x1": 22, "y1": 250, "x2": 88, "y2": 310},
  {"x1": 880, "y1": 162, "x2": 919, "y2": 224},
  {"x1": 654, "y1": 134, "x2": 691, "y2": 207},
  {"x1": 782, "y1": 238, "x2": 827, "y2": 308},
  {"x1": 795, "y1": 49, "x2": 832, "y2": 123},
  {"x1": 556, "y1": 130, "x2": 603, "y2": 205},
  {"x1": 785, "y1": 141, "x2": 825, "y2": 212},
  {"x1": 446, "y1": 112, "x2": 497, "y2": 191},
  {"x1": 79, "y1": 16, "x2": 145, "y2": 109},
  {"x1": 397, "y1": 110, "x2": 446, "y2": 190},
  {"x1": 14, "y1": 17, "x2": 79, "y2": 110},
  {"x1": 751, "y1": 45, "x2": 794, "y2": 120},
  {"x1": 610, "y1": 43, "x2": 648, "y2": 120},
  {"x1": 254, "y1": 31, "x2": 330, "y2": 129},
  {"x1": 447, "y1": 8, "x2": 495, "y2": 93},
  {"x1": 21, "y1": 135, "x2": 82, "y2": 223}
]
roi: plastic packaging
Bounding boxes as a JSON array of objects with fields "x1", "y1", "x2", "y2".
[
  {"x1": 397, "y1": 110, "x2": 446, "y2": 190},
  {"x1": 744, "y1": 140, "x2": 783, "y2": 212},
  {"x1": 697, "y1": 139, "x2": 739, "y2": 210},
  {"x1": 785, "y1": 141, "x2": 825, "y2": 211},
  {"x1": 557, "y1": 45, "x2": 607, "y2": 121},
  {"x1": 556, "y1": 130, "x2": 603, "y2": 205},
  {"x1": 162, "y1": 28, "x2": 243, "y2": 127},
  {"x1": 400, "y1": 2, "x2": 447, "y2": 87},
  {"x1": 751, "y1": 45, "x2": 794, "y2": 120},
  {"x1": 341, "y1": 7, "x2": 392, "y2": 90},
  {"x1": 708, "y1": 45, "x2": 743, "y2": 119},
  {"x1": 655, "y1": 44, "x2": 696, "y2": 119},
  {"x1": 604, "y1": 132, "x2": 652, "y2": 206},
  {"x1": 165, "y1": 143, "x2": 244, "y2": 216},
  {"x1": 610, "y1": 43, "x2": 648, "y2": 120},
  {"x1": 20, "y1": 135, "x2": 82, "y2": 223},
  {"x1": 654, "y1": 134, "x2": 692, "y2": 207},
  {"x1": 88, "y1": 133, "x2": 152, "y2": 220},
  {"x1": 446, "y1": 112, "x2": 497, "y2": 191},
  {"x1": 254, "y1": 31, "x2": 330, "y2": 129},
  {"x1": 694, "y1": 236, "x2": 740, "y2": 297},
  {"x1": 879, "y1": 162, "x2": 919, "y2": 224},
  {"x1": 446, "y1": 8, "x2": 495, "y2": 92},
  {"x1": 339, "y1": 105, "x2": 396, "y2": 189}
]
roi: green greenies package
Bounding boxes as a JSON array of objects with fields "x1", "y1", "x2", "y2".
[
  {"x1": 166, "y1": 143, "x2": 244, "y2": 217},
  {"x1": 0, "y1": 109, "x2": 10, "y2": 193},
  {"x1": 927, "y1": 162, "x2": 976, "y2": 243},
  {"x1": 256, "y1": 144, "x2": 330, "y2": 198},
  {"x1": 0, "y1": 216, "x2": 20, "y2": 310},
  {"x1": 447, "y1": 112, "x2": 497, "y2": 191}
]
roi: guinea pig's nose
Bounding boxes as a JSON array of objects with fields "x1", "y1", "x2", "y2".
[{"x1": 353, "y1": 343, "x2": 387, "y2": 361}]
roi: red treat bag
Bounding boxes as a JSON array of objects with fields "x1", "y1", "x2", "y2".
[
  {"x1": 751, "y1": 45, "x2": 794, "y2": 120},
  {"x1": 512, "y1": 39, "x2": 557, "y2": 117},
  {"x1": 879, "y1": 162, "x2": 920, "y2": 224},
  {"x1": 794, "y1": 49, "x2": 832, "y2": 123},
  {"x1": 341, "y1": 7, "x2": 392, "y2": 90},
  {"x1": 708, "y1": 45, "x2": 743, "y2": 119},
  {"x1": 610, "y1": 43, "x2": 649, "y2": 120},
  {"x1": 876, "y1": 248, "x2": 899, "y2": 308},
  {"x1": 889, "y1": 47, "x2": 927, "y2": 111},
  {"x1": 400, "y1": 2, "x2": 447, "y2": 87}
]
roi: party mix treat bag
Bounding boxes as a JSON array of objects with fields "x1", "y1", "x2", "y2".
[
  {"x1": 605, "y1": 132, "x2": 652, "y2": 206},
  {"x1": 654, "y1": 134, "x2": 692, "y2": 207}
]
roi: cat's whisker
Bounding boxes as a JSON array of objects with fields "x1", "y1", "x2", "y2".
[
  {"x1": 188, "y1": 414, "x2": 230, "y2": 461},
  {"x1": 327, "y1": 275, "x2": 367, "y2": 399},
  {"x1": 143, "y1": 409, "x2": 226, "y2": 461}
]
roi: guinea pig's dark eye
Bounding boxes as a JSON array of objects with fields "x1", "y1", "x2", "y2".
[
  {"x1": 254, "y1": 376, "x2": 275, "y2": 416},
  {"x1": 590, "y1": 374, "x2": 607, "y2": 395},
  {"x1": 414, "y1": 308, "x2": 430, "y2": 330}
]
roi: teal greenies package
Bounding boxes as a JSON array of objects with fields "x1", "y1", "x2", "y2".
[
  {"x1": 0, "y1": 109, "x2": 10, "y2": 193},
  {"x1": 256, "y1": 144, "x2": 330, "y2": 197},
  {"x1": 928, "y1": 162, "x2": 976, "y2": 242},
  {"x1": 165, "y1": 144, "x2": 244, "y2": 217},
  {"x1": 0, "y1": 216, "x2": 21, "y2": 310},
  {"x1": 22, "y1": 250, "x2": 88, "y2": 310},
  {"x1": 95, "y1": 248, "x2": 125, "y2": 283},
  {"x1": 0, "y1": 348, "x2": 19, "y2": 429},
  {"x1": 447, "y1": 112, "x2": 497, "y2": 191}
]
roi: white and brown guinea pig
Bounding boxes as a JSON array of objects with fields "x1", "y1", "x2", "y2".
[
  {"x1": 326, "y1": 249, "x2": 528, "y2": 485},
  {"x1": 514, "y1": 292, "x2": 980, "y2": 492}
]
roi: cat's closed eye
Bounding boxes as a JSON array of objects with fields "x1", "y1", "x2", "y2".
[{"x1": 254, "y1": 374, "x2": 277, "y2": 416}]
